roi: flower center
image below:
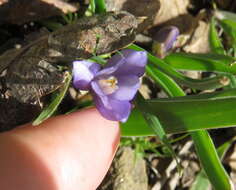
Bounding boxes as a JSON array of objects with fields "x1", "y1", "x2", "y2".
[{"x1": 98, "y1": 76, "x2": 118, "y2": 95}]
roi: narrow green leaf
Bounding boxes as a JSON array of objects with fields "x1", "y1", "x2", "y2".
[
  {"x1": 143, "y1": 96, "x2": 236, "y2": 134},
  {"x1": 191, "y1": 131, "x2": 233, "y2": 190},
  {"x1": 136, "y1": 93, "x2": 182, "y2": 172},
  {"x1": 90, "y1": 0, "x2": 96, "y2": 13},
  {"x1": 190, "y1": 171, "x2": 210, "y2": 190},
  {"x1": 146, "y1": 64, "x2": 184, "y2": 97},
  {"x1": 219, "y1": 19, "x2": 236, "y2": 46},
  {"x1": 39, "y1": 20, "x2": 63, "y2": 31},
  {"x1": 33, "y1": 72, "x2": 72, "y2": 126},
  {"x1": 164, "y1": 52, "x2": 236, "y2": 74},
  {"x1": 121, "y1": 88, "x2": 236, "y2": 136},
  {"x1": 218, "y1": 137, "x2": 236, "y2": 159},
  {"x1": 129, "y1": 44, "x2": 229, "y2": 90},
  {"x1": 209, "y1": 18, "x2": 225, "y2": 54},
  {"x1": 215, "y1": 10, "x2": 236, "y2": 24},
  {"x1": 121, "y1": 108, "x2": 153, "y2": 136},
  {"x1": 89, "y1": 55, "x2": 107, "y2": 65},
  {"x1": 62, "y1": 13, "x2": 78, "y2": 24},
  {"x1": 209, "y1": 15, "x2": 236, "y2": 89},
  {"x1": 62, "y1": 14, "x2": 71, "y2": 24},
  {"x1": 191, "y1": 137, "x2": 236, "y2": 190},
  {"x1": 94, "y1": 0, "x2": 106, "y2": 13},
  {"x1": 155, "y1": 88, "x2": 236, "y2": 100},
  {"x1": 176, "y1": 53, "x2": 235, "y2": 65},
  {"x1": 85, "y1": 0, "x2": 96, "y2": 16}
]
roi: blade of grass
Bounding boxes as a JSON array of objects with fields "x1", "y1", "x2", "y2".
[
  {"x1": 146, "y1": 64, "x2": 183, "y2": 97},
  {"x1": 219, "y1": 19, "x2": 236, "y2": 46},
  {"x1": 33, "y1": 72, "x2": 72, "y2": 126},
  {"x1": 164, "y1": 53, "x2": 236, "y2": 73},
  {"x1": 142, "y1": 96, "x2": 236, "y2": 134},
  {"x1": 39, "y1": 20, "x2": 63, "y2": 31},
  {"x1": 190, "y1": 171, "x2": 210, "y2": 190},
  {"x1": 94, "y1": 0, "x2": 106, "y2": 13},
  {"x1": 121, "y1": 88, "x2": 236, "y2": 136},
  {"x1": 136, "y1": 93, "x2": 182, "y2": 173},
  {"x1": 85, "y1": 0, "x2": 96, "y2": 16},
  {"x1": 121, "y1": 108, "x2": 153, "y2": 136},
  {"x1": 129, "y1": 44, "x2": 229, "y2": 90},
  {"x1": 215, "y1": 10, "x2": 236, "y2": 24},
  {"x1": 209, "y1": 17, "x2": 225, "y2": 55},
  {"x1": 191, "y1": 131, "x2": 233, "y2": 190},
  {"x1": 191, "y1": 137, "x2": 235, "y2": 190},
  {"x1": 209, "y1": 17, "x2": 236, "y2": 88}
]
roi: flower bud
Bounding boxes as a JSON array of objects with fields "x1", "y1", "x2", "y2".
[{"x1": 152, "y1": 26, "x2": 179, "y2": 58}]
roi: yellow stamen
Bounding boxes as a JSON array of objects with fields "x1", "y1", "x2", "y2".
[{"x1": 98, "y1": 76, "x2": 118, "y2": 94}]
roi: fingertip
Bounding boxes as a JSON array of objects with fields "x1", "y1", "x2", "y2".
[{"x1": 0, "y1": 107, "x2": 120, "y2": 190}]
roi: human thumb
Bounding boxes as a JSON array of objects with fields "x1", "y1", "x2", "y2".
[{"x1": 0, "y1": 107, "x2": 120, "y2": 190}]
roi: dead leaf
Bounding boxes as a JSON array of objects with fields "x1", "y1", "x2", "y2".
[
  {"x1": 183, "y1": 21, "x2": 210, "y2": 53},
  {"x1": 0, "y1": 0, "x2": 78, "y2": 24},
  {"x1": 153, "y1": 0, "x2": 190, "y2": 26},
  {"x1": 106, "y1": 0, "x2": 160, "y2": 32}
]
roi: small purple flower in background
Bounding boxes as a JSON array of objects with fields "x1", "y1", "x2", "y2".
[
  {"x1": 152, "y1": 26, "x2": 179, "y2": 58},
  {"x1": 72, "y1": 49, "x2": 147, "y2": 122}
]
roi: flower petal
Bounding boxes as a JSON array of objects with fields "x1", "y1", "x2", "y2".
[
  {"x1": 109, "y1": 75, "x2": 140, "y2": 101},
  {"x1": 91, "y1": 80, "x2": 106, "y2": 97},
  {"x1": 72, "y1": 60, "x2": 101, "y2": 90},
  {"x1": 106, "y1": 49, "x2": 147, "y2": 77},
  {"x1": 93, "y1": 94, "x2": 131, "y2": 122},
  {"x1": 95, "y1": 58, "x2": 125, "y2": 78},
  {"x1": 153, "y1": 26, "x2": 179, "y2": 52}
]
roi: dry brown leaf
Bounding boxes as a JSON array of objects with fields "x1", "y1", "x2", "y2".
[
  {"x1": 106, "y1": 0, "x2": 160, "y2": 32},
  {"x1": 153, "y1": 0, "x2": 190, "y2": 26},
  {"x1": 0, "y1": 0, "x2": 78, "y2": 24},
  {"x1": 183, "y1": 21, "x2": 210, "y2": 53}
]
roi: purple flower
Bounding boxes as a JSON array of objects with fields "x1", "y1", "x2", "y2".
[
  {"x1": 153, "y1": 26, "x2": 179, "y2": 58},
  {"x1": 72, "y1": 49, "x2": 147, "y2": 122}
]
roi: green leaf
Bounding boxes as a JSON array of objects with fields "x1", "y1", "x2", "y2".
[
  {"x1": 85, "y1": 0, "x2": 96, "y2": 16},
  {"x1": 90, "y1": 0, "x2": 96, "y2": 13},
  {"x1": 142, "y1": 96, "x2": 236, "y2": 134},
  {"x1": 94, "y1": 0, "x2": 106, "y2": 13},
  {"x1": 87, "y1": 0, "x2": 106, "y2": 15},
  {"x1": 220, "y1": 19, "x2": 236, "y2": 37},
  {"x1": 129, "y1": 44, "x2": 229, "y2": 90},
  {"x1": 191, "y1": 131, "x2": 233, "y2": 190},
  {"x1": 62, "y1": 12, "x2": 78, "y2": 24},
  {"x1": 215, "y1": 10, "x2": 236, "y2": 23},
  {"x1": 191, "y1": 137, "x2": 236, "y2": 190},
  {"x1": 190, "y1": 171, "x2": 210, "y2": 190},
  {"x1": 127, "y1": 44, "x2": 232, "y2": 190},
  {"x1": 33, "y1": 72, "x2": 72, "y2": 126},
  {"x1": 218, "y1": 19, "x2": 236, "y2": 46},
  {"x1": 156, "y1": 88, "x2": 236, "y2": 100},
  {"x1": 136, "y1": 93, "x2": 182, "y2": 173},
  {"x1": 39, "y1": 20, "x2": 63, "y2": 31},
  {"x1": 146, "y1": 64, "x2": 184, "y2": 97},
  {"x1": 121, "y1": 89, "x2": 236, "y2": 136},
  {"x1": 89, "y1": 55, "x2": 107, "y2": 65},
  {"x1": 208, "y1": 15, "x2": 236, "y2": 88},
  {"x1": 164, "y1": 52, "x2": 236, "y2": 73},
  {"x1": 121, "y1": 108, "x2": 153, "y2": 136},
  {"x1": 209, "y1": 18, "x2": 225, "y2": 54}
]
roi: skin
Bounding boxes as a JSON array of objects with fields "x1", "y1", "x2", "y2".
[{"x1": 0, "y1": 107, "x2": 120, "y2": 190}]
